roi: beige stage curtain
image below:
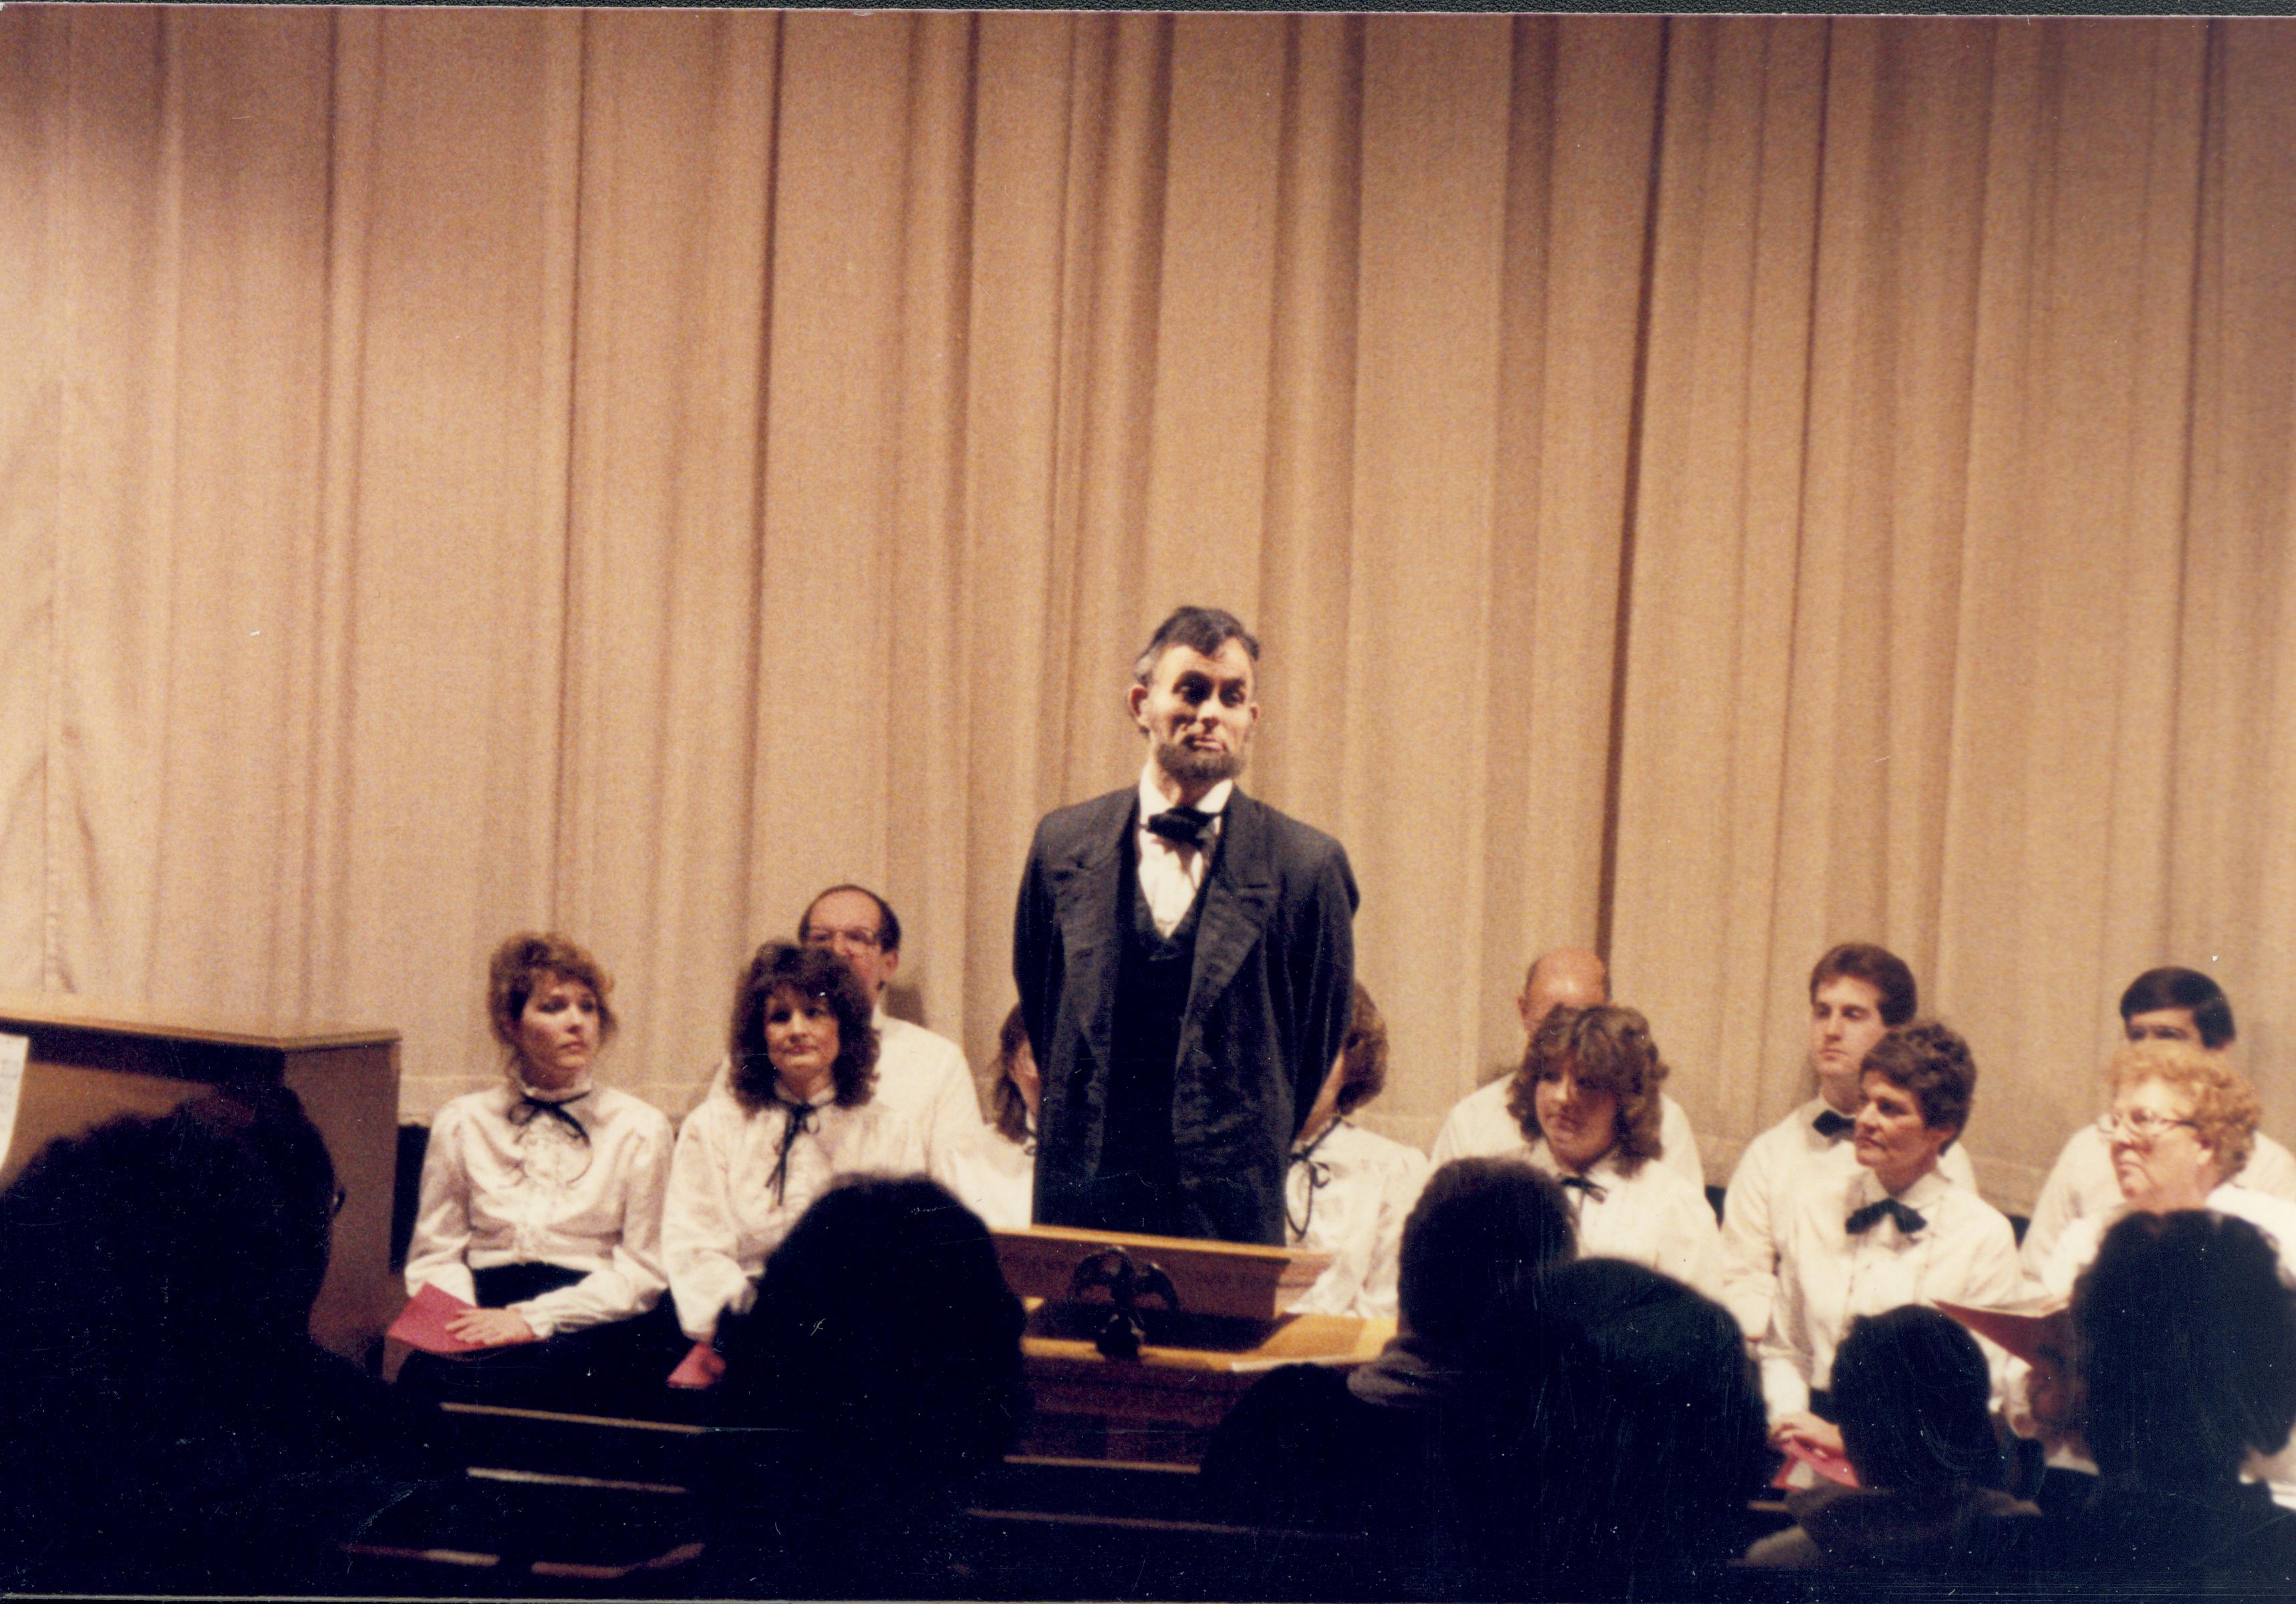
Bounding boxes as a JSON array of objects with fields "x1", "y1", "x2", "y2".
[{"x1": 2, "y1": 11, "x2": 2291, "y2": 1207}]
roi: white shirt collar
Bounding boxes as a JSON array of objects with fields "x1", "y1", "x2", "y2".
[
  {"x1": 513, "y1": 1074, "x2": 594, "y2": 1104},
  {"x1": 1137, "y1": 763, "x2": 1234, "y2": 825}
]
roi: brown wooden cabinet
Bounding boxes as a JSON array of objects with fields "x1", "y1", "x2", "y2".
[{"x1": 0, "y1": 990, "x2": 400, "y2": 1365}]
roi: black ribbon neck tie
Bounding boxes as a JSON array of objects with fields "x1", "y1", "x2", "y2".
[
  {"x1": 1846, "y1": 1196, "x2": 1926, "y2": 1237},
  {"x1": 1145, "y1": 805, "x2": 1215, "y2": 849},
  {"x1": 510, "y1": 1093, "x2": 591, "y2": 1144},
  {"x1": 766, "y1": 1095, "x2": 820, "y2": 1205},
  {"x1": 1560, "y1": 1173, "x2": 1608, "y2": 1205},
  {"x1": 1813, "y1": 1110, "x2": 1856, "y2": 1140}
]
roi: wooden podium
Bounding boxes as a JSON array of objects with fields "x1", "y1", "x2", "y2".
[
  {"x1": 0, "y1": 990, "x2": 400, "y2": 1365},
  {"x1": 994, "y1": 1225, "x2": 1393, "y2": 1464}
]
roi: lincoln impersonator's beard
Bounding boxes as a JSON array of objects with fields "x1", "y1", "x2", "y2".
[{"x1": 1153, "y1": 731, "x2": 1247, "y2": 788}]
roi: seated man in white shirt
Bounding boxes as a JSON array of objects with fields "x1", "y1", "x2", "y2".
[
  {"x1": 1429, "y1": 948, "x2": 1703, "y2": 1190},
  {"x1": 2019, "y1": 966, "x2": 2296, "y2": 1276},
  {"x1": 793, "y1": 884, "x2": 986, "y2": 1170},
  {"x1": 1719, "y1": 943, "x2": 1977, "y2": 1341}
]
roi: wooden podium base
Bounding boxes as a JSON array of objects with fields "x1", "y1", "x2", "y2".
[{"x1": 992, "y1": 1224, "x2": 1391, "y2": 1464}]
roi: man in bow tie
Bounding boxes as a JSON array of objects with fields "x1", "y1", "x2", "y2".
[
  {"x1": 1014, "y1": 605, "x2": 1358, "y2": 1244},
  {"x1": 1717, "y1": 943, "x2": 1978, "y2": 1340}
]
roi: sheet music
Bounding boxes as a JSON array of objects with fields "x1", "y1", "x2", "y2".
[{"x1": 0, "y1": 1032, "x2": 25, "y2": 1160}]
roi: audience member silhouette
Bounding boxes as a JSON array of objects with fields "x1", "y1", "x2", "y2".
[
  {"x1": 1745, "y1": 1305, "x2": 2038, "y2": 1570},
  {"x1": 1197, "y1": 1157, "x2": 1576, "y2": 1591},
  {"x1": 1999, "y1": 1209, "x2": 2296, "y2": 1584},
  {"x1": 702, "y1": 1174, "x2": 1028, "y2": 1597},
  {"x1": 0, "y1": 1088, "x2": 442, "y2": 1593},
  {"x1": 1444, "y1": 1257, "x2": 1771, "y2": 1600}
]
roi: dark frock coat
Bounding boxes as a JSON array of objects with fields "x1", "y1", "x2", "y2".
[{"x1": 1014, "y1": 785, "x2": 1358, "y2": 1245}]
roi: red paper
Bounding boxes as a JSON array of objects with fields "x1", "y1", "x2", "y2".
[
  {"x1": 1771, "y1": 1435, "x2": 1860, "y2": 1490},
  {"x1": 387, "y1": 1282, "x2": 502, "y2": 1355}
]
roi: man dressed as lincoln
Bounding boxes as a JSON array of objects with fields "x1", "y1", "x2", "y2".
[{"x1": 1014, "y1": 606, "x2": 1358, "y2": 1245}]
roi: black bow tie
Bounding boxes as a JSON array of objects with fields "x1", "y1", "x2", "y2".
[
  {"x1": 1560, "y1": 1174, "x2": 1608, "y2": 1205},
  {"x1": 510, "y1": 1092, "x2": 591, "y2": 1144},
  {"x1": 1145, "y1": 805, "x2": 1216, "y2": 849},
  {"x1": 766, "y1": 1094, "x2": 821, "y2": 1205},
  {"x1": 1846, "y1": 1196, "x2": 1926, "y2": 1237},
  {"x1": 1813, "y1": 1109, "x2": 1857, "y2": 1140}
]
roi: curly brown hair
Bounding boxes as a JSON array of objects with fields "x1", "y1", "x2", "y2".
[
  {"x1": 728, "y1": 941, "x2": 879, "y2": 1110},
  {"x1": 990, "y1": 1004, "x2": 1032, "y2": 1144},
  {"x1": 1507, "y1": 1004, "x2": 1669, "y2": 1176},
  {"x1": 1333, "y1": 981, "x2": 1389, "y2": 1118},
  {"x1": 487, "y1": 932, "x2": 617, "y2": 1053},
  {"x1": 1860, "y1": 1020, "x2": 1975, "y2": 1142},
  {"x1": 2107, "y1": 1038, "x2": 2261, "y2": 1181}
]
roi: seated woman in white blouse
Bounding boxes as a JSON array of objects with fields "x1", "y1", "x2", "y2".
[
  {"x1": 402, "y1": 932, "x2": 680, "y2": 1408},
  {"x1": 2025, "y1": 1039, "x2": 2296, "y2": 1507},
  {"x1": 1762, "y1": 1020, "x2": 2022, "y2": 1459},
  {"x1": 1508, "y1": 1003, "x2": 1721, "y2": 1301},
  {"x1": 1285, "y1": 982, "x2": 1431, "y2": 1321},
  {"x1": 935, "y1": 1005, "x2": 1037, "y2": 1232},
  {"x1": 662, "y1": 941, "x2": 923, "y2": 1388}
]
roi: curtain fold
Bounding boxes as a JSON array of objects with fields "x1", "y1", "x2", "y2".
[{"x1": 3, "y1": 8, "x2": 2291, "y2": 1206}]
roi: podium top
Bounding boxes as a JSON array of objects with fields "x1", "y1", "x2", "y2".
[
  {"x1": 994, "y1": 1224, "x2": 1331, "y2": 1323},
  {"x1": 0, "y1": 989, "x2": 398, "y2": 1053}
]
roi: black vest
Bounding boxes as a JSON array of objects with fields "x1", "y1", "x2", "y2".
[{"x1": 1087, "y1": 826, "x2": 1207, "y2": 1236}]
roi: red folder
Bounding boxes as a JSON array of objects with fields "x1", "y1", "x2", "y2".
[{"x1": 388, "y1": 1282, "x2": 506, "y2": 1355}]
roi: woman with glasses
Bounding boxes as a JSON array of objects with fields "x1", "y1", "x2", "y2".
[
  {"x1": 2022, "y1": 1039, "x2": 2296, "y2": 1507},
  {"x1": 661, "y1": 941, "x2": 923, "y2": 1388},
  {"x1": 401, "y1": 932, "x2": 680, "y2": 1410}
]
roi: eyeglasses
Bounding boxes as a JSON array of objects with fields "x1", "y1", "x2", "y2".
[
  {"x1": 2096, "y1": 1108, "x2": 2198, "y2": 1144},
  {"x1": 803, "y1": 926, "x2": 882, "y2": 951},
  {"x1": 329, "y1": 1185, "x2": 349, "y2": 1219}
]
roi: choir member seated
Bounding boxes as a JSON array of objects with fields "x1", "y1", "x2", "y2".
[
  {"x1": 1429, "y1": 947, "x2": 1703, "y2": 1189},
  {"x1": 1196, "y1": 1157, "x2": 1575, "y2": 1588},
  {"x1": 0, "y1": 1089, "x2": 444, "y2": 1593},
  {"x1": 2022, "y1": 967, "x2": 2296, "y2": 1275},
  {"x1": 400, "y1": 931, "x2": 684, "y2": 1410},
  {"x1": 1508, "y1": 1002, "x2": 1723, "y2": 1299},
  {"x1": 1284, "y1": 981, "x2": 1432, "y2": 1319},
  {"x1": 1719, "y1": 943, "x2": 1978, "y2": 1344},
  {"x1": 2022, "y1": 1038, "x2": 2296, "y2": 1506},
  {"x1": 1760, "y1": 1020, "x2": 2021, "y2": 1462},
  {"x1": 663, "y1": 941, "x2": 923, "y2": 1387},
  {"x1": 1744, "y1": 1305, "x2": 2038, "y2": 1571},
  {"x1": 935, "y1": 1002, "x2": 1037, "y2": 1231},
  {"x1": 1445, "y1": 1257, "x2": 1771, "y2": 1600},
  {"x1": 700, "y1": 1174, "x2": 1026, "y2": 1597},
  {"x1": 1998, "y1": 1211, "x2": 2296, "y2": 1583}
]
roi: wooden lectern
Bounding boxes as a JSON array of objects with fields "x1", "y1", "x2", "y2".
[
  {"x1": 994, "y1": 1225, "x2": 1393, "y2": 1464},
  {"x1": 0, "y1": 991, "x2": 400, "y2": 1365}
]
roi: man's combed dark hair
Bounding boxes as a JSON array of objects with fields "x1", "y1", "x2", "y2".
[
  {"x1": 2119, "y1": 965, "x2": 2235, "y2": 1049},
  {"x1": 1132, "y1": 605, "x2": 1260, "y2": 686},
  {"x1": 1508, "y1": 1004, "x2": 1669, "y2": 1174},
  {"x1": 1810, "y1": 942, "x2": 1918, "y2": 1027},
  {"x1": 728, "y1": 941, "x2": 879, "y2": 1109}
]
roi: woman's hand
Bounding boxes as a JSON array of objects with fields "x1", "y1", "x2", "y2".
[
  {"x1": 1769, "y1": 1412, "x2": 1846, "y2": 1457},
  {"x1": 447, "y1": 1307, "x2": 540, "y2": 1347},
  {"x1": 668, "y1": 1339, "x2": 727, "y2": 1390}
]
